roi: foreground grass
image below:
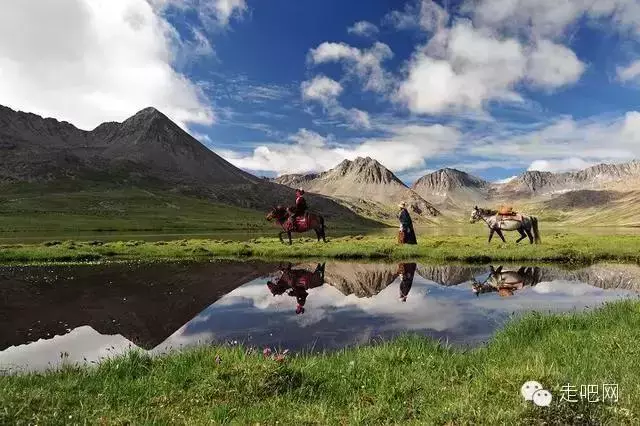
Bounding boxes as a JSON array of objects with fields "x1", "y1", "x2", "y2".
[
  {"x1": 2, "y1": 301, "x2": 640, "y2": 424},
  {"x1": 2, "y1": 233, "x2": 640, "y2": 264}
]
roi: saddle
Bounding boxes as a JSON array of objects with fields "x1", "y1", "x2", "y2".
[
  {"x1": 497, "y1": 205, "x2": 521, "y2": 222},
  {"x1": 285, "y1": 212, "x2": 310, "y2": 232}
]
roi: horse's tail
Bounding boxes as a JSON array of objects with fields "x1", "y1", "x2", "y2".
[
  {"x1": 531, "y1": 216, "x2": 541, "y2": 244},
  {"x1": 319, "y1": 214, "x2": 326, "y2": 237}
]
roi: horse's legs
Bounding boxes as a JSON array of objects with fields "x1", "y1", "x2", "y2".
[
  {"x1": 315, "y1": 229, "x2": 321, "y2": 242},
  {"x1": 288, "y1": 231, "x2": 292, "y2": 245},
  {"x1": 516, "y1": 228, "x2": 527, "y2": 244},
  {"x1": 496, "y1": 229, "x2": 506, "y2": 243},
  {"x1": 488, "y1": 229, "x2": 495, "y2": 243},
  {"x1": 278, "y1": 231, "x2": 285, "y2": 244},
  {"x1": 524, "y1": 224, "x2": 534, "y2": 244}
]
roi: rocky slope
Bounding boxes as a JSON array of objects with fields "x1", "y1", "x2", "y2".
[
  {"x1": 274, "y1": 157, "x2": 440, "y2": 221},
  {"x1": 0, "y1": 105, "x2": 378, "y2": 224}
]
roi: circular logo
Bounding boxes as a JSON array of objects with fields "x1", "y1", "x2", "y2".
[
  {"x1": 532, "y1": 389, "x2": 553, "y2": 407},
  {"x1": 521, "y1": 380, "x2": 543, "y2": 401}
]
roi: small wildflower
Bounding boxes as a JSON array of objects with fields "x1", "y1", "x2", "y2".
[
  {"x1": 263, "y1": 347, "x2": 272, "y2": 357},
  {"x1": 274, "y1": 354, "x2": 286, "y2": 362}
]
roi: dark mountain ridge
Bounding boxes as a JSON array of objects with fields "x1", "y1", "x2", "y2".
[{"x1": 0, "y1": 105, "x2": 379, "y2": 224}]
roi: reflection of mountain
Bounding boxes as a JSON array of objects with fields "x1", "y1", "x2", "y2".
[
  {"x1": 417, "y1": 265, "x2": 486, "y2": 286},
  {"x1": 321, "y1": 262, "x2": 398, "y2": 297},
  {"x1": 0, "y1": 260, "x2": 278, "y2": 350},
  {"x1": 540, "y1": 264, "x2": 640, "y2": 291}
]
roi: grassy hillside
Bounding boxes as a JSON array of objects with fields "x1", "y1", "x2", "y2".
[
  {"x1": 2, "y1": 300, "x2": 639, "y2": 424},
  {"x1": 0, "y1": 182, "x2": 383, "y2": 242}
]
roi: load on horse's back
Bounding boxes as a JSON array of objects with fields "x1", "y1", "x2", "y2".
[
  {"x1": 470, "y1": 205, "x2": 541, "y2": 244},
  {"x1": 266, "y1": 188, "x2": 327, "y2": 245}
]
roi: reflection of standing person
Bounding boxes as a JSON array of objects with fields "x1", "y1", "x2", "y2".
[
  {"x1": 398, "y1": 263, "x2": 417, "y2": 302},
  {"x1": 397, "y1": 202, "x2": 417, "y2": 244}
]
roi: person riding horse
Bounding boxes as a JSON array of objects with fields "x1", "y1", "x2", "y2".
[
  {"x1": 287, "y1": 188, "x2": 308, "y2": 231},
  {"x1": 397, "y1": 202, "x2": 417, "y2": 244}
]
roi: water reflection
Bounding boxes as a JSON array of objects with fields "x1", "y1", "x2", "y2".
[
  {"x1": 472, "y1": 266, "x2": 543, "y2": 297},
  {"x1": 2, "y1": 261, "x2": 639, "y2": 373},
  {"x1": 267, "y1": 263, "x2": 326, "y2": 314}
]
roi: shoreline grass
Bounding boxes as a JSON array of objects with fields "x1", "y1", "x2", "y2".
[
  {"x1": 1, "y1": 234, "x2": 640, "y2": 265},
  {"x1": 2, "y1": 300, "x2": 639, "y2": 424}
]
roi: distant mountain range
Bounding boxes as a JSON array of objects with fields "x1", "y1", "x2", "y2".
[{"x1": 2, "y1": 104, "x2": 639, "y2": 227}]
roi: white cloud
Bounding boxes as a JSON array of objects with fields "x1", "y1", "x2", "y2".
[
  {"x1": 308, "y1": 41, "x2": 394, "y2": 93},
  {"x1": 300, "y1": 75, "x2": 370, "y2": 129},
  {"x1": 347, "y1": 21, "x2": 379, "y2": 38},
  {"x1": 528, "y1": 158, "x2": 595, "y2": 173},
  {"x1": 301, "y1": 75, "x2": 343, "y2": 105},
  {"x1": 0, "y1": 0, "x2": 214, "y2": 130},
  {"x1": 383, "y1": 0, "x2": 449, "y2": 32},
  {"x1": 222, "y1": 124, "x2": 460, "y2": 175},
  {"x1": 468, "y1": 0, "x2": 640, "y2": 39},
  {"x1": 468, "y1": 111, "x2": 640, "y2": 168},
  {"x1": 396, "y1": 21, "x2": 528, "y2": 114},
  {"x1": 527, "y1": 40, "x2": 585, "y2": 90},
  {"x1": 617, "y1": 60, "x2": 640, "y2": 82},
  {"x1": 393, "y1": 2, "x2": 586, "y2": 115}
]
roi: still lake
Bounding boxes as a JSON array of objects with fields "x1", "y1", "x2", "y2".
[{"x1": 1, "y1": 260, "x2": 639, "y2": 373}]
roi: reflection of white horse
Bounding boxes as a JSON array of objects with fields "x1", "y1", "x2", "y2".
[
  {"x1": 470, "y1": 207, "x2": 541, "y2": 244},
  {"x1": 472, "y1": 266, "x2": 542, "y2": 297}
]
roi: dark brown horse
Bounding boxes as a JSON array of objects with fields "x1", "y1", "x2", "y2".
[{"x1": 266, "y1": 206, "x2": 326, "y2": 245}]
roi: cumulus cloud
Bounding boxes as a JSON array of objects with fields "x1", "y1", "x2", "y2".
[
  {"x1": 347, "y1": 21, "x2": 379, "y2": 38},
  {"x1": 301, "y1": 75, "x2": 343, "y2": 105},
  {"x1": 468, "y1": 0, "x2": 640, "y2": 39},
  {"x1": 300, "y1": 75, "x2": 370, "y2": 128},
  {"x1": 0, "y1": 0, "x2": 215, "y2": 130},
  {"x1": 308, "y1": 42, "x2": 394, "y2": 93},
  {"x1": 617, "y1": 60, "x2": 640, "y2": 82},
  {"x1": 222, "y1": 124, "x2": 460, "y2": 175},
  {"x1": 526, "y1": 40, "x2": 585, "y2": 89},
  {"x1": 392, "y1": 1, "x2": 587, "y2": 115}
]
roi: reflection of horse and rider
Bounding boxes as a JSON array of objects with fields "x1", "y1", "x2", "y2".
[
  {"x1": 266, "y1": 262, "x2": 418, "y2": 313},
  {"x1": 472, "y1": 265, "x2": 543, "y2": 297},
  {"x1": 267, "y1": 263, "x2": 325, "y2": 314}
]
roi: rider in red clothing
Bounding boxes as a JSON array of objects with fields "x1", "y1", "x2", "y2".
[{"x1": 287, "y1": 188, "x2": 308, "y2": 230}]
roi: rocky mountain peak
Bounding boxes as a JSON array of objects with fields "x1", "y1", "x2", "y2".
[
  {"x1": 413, "y1": 168, "x2": 488, "y2": 193},
  {"x1": 330, "y1": 156, "x2": 404, "y2": 185}
]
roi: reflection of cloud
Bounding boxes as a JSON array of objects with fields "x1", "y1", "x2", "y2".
[
  {"x1": 0, "y1": 326, "x2": 138, "y2": 373},
  {"x1": 3, "y1": 269, "x2": 636, "y2": 373},
  {"x1": 158, "y1": 274, "x2": 634, "y2": 353}
]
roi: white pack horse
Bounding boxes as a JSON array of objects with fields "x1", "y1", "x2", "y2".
[{"x1": 470, "y1": 206, "x2": 541, "y2": 244}]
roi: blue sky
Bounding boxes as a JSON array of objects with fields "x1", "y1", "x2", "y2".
[{"x1": 3, "y1": 0, "x2": 640, "y2": 184}]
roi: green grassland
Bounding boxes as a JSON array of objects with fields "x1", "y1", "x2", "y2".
[
  {"x1": 1, "y1": 233, "x2": 640, "y2": 264},
  {"x1": 0, "y1": 184, "x2": 378, "y2": 243},
  {"x1": 2, "y1": 300, "x2": 639, "y2": 424}
]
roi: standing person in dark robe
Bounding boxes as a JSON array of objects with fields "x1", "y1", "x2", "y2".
[
  {"x1": 397, "y1": 202, "x2": 417, "y2": 244},
  {"x1": 398, "y1": 262, "x2": 417, "y2": 302}
]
